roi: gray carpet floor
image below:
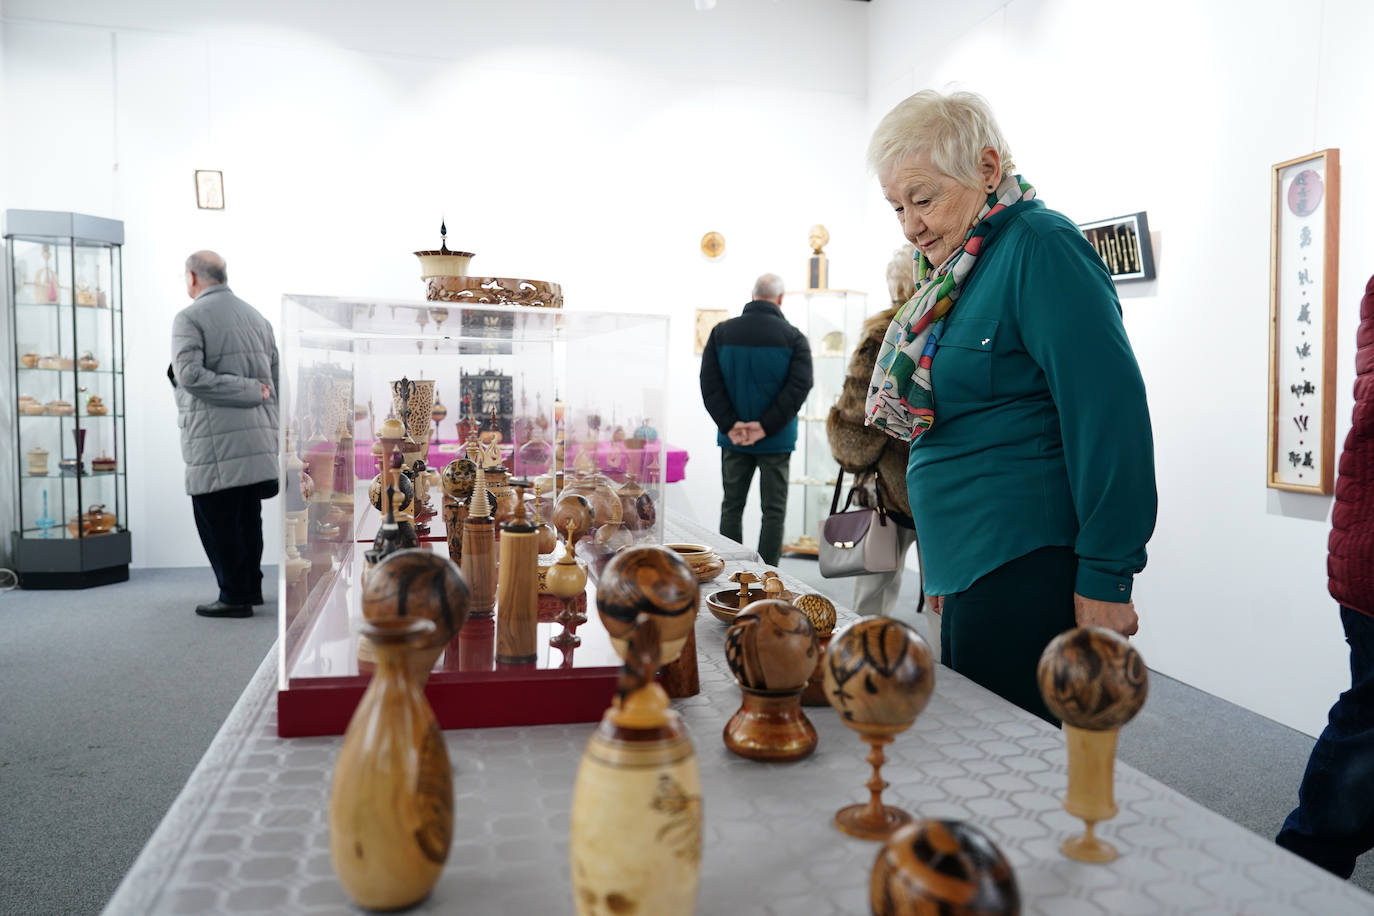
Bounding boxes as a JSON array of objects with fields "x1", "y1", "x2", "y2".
[{"x1": 0, "y1": 562, "x2": 1369, "y2": 916}]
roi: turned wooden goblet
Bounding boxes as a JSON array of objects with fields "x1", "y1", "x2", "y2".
[
  {"x1": 722, "y1": 599, "x2": 819, "y2": 761},
  {"x1": 823, "y1": 618, "x2": 935, "y2": 840},
  {"x1": 870, "y1": 819, "x2": 1020, "y2": 916},
  {"x1": 363, "y1": 549, "x2": 471, "y2": 685},
  {"x1": 794, "y1": 593, "x2": 837, "y2": 707},
  {"x1": 546, "y1": 522, "x2": 587, "y2": 652},
  {"x1": 1037, "y1": 626, "x2": 1148, "y2": 864}
]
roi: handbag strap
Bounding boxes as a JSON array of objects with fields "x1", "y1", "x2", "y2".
[{"x1": 829, "y1": 467, "x2": 889, "y2": 526}]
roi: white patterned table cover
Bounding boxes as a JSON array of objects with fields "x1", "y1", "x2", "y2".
[{"x1": 105, "y1": 533, "x2": 1373, "y2": 916}]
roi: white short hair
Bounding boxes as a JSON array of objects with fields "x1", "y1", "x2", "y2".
[
  {"x1": 752, "y1": 273, "x2": 785, "y2": 300},
  {"x1": 866, "y1": 90, "x2": 1015, "y2": 189},
  {"x1": 885, "y1": 243, "x2": 917, "y2": 304}
]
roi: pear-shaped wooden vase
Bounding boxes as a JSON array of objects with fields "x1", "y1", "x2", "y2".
[
  {"x1": 330, "y1": 618, "x2": 453, "y2": 910},
  {"x1": 570, "y1": 546, "x2": 702, "y2": 916}
]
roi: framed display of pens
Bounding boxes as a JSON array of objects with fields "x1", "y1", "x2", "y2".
[{"x1": 1078, "y1": 211, "x2": 1155, "y2": 283}]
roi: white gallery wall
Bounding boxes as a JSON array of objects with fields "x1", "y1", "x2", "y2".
[
  {"x1": 867, "y1": 0, "x2": 1374, "y2": 736},
  {"x1": 1, "y1": 1, "x2": 871, "y2": 571}
]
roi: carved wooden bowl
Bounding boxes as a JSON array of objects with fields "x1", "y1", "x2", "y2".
[
  {"x1": 666, "y1": 543, "x2": 727, "y2": 583},
  {"x1": 1037, "y1": 626, "x2": 1148, "y2": 731},
  {"x1": 823, "y1": 618, "x2": 935, "y2": 730},
  {"x1": 595, "y1": 545, "x2": 699, "y2": 666},
  {"x1": 705, "y1": 587, "x2": 767, "y2": 625},
  {"x1": 870, "y1": 820, "x2": 1021, "y2": 915},
  {"x1": 725, "y1": 599, "x2": 818, "y2": 692}
]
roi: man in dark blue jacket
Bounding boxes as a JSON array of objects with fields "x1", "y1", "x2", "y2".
[{"x1": 699, "y1": 273, "x2": 813, "y2": 564}]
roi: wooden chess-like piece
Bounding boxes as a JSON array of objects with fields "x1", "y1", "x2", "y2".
[
  {"x1": 570, "y1": 547, "x2": 701, "y2": 916},
  {"x1": 460, "y1": 419, "x2": 497, "y2": 618},
  {"x1": 329, "y1": 618, "x2": 452, "y2": 911},
  {"x1": 362, "y1": 548, "x2": 470, "y2": 686},
  {"x1": 824, "y1": 618, "x2": 935, "y2": 840},
  {"x1": 795, "y1": 593, "x2": 837, "y2": 706},
  {"x1": 723, "y1": 599, "x2": 818, "y2": 761},
  {"x1": 546, "y1": 518, "x2": 587, "y2": 653},
  {"x1": 1037, "y1": 626, "x2": 1148, "y2": 864},
  {"x1": 495, "y1": 478, "x2": 539, "y2": 665},
  {"x1": 870, "y1": 819, "x2": 1020, "y2": 916}
]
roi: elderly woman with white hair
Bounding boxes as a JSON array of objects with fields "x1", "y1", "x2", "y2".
[{"x1": 864, "y1": 90, "x2": 1157, "y2": 724}]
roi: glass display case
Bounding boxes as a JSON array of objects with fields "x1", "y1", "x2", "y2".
[
  {"x1": 5, "y1": 210, "x2": 129, "y2": 588},
  {"x1": 779, "y1": 288, "x2": 867, "y2": 556},
  {"x1": 277, "y1": 293, "x2": 671, "y2": 736}
]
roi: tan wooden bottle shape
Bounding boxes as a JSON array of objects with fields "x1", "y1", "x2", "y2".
[
  {"x1": 570, "y1": 547, "x2": 702, "y2": 916},
  {"x1": 330, "y1": 618, "x2": 453, "y2": 910}
]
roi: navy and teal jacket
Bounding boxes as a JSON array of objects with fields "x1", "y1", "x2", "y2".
[{"x1": 699, "y1": 301, "x2": 813, "y2": 454}]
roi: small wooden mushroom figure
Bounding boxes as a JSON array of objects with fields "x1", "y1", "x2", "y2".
[
  {"x1": 729, "y1": 570, "x2": 760, "y2": 599},
  {"x1": 794, "y1": 593, "x2": 837, "y2": 707},
  {"x1": 870, "y1": 819, "x2": 1021, "y2": 916},
  {"x1": 823, "y1": 618, "x2": 935, "y2": 840},
  {"x1": 570, "y1": 546, "x2": 702, "y2": 916},
  {"x1": 722, "y1": 599, "x2": 819, "y2": 761},
  {"x1": 1036, "y1": 626, "x2": 1149, "y2": 864}
]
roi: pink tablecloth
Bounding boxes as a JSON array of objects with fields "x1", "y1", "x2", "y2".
[{"x1": 352, "y1": 439, "x2": 688, "y2": 483}]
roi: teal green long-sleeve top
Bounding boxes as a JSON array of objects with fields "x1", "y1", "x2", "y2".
[{"x1": 907, "y1": 200, "x2": 1157, "y2": 602}]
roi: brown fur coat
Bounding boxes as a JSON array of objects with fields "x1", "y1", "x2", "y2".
[{"x1": 826, "y1": 307, "x2": 913, "y2": 524}]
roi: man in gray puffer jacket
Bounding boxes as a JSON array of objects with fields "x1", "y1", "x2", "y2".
[{"x1": 172, "y1": 251, "x2": 279, "y2": 618}]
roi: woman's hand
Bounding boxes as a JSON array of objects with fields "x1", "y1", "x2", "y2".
[
  {"x1": 926, "y1": 595, "x2": 943, "y2": 616},
  {"x1": 1073, "y1": 593, "x2": 1138, "y2": 636}
]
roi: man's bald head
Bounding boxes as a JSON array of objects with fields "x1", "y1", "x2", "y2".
[{"x1": 186, "y1": 250, "x2": 227, "y2": 286}]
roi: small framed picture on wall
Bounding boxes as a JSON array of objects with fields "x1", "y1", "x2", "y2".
[
  {"x1": 1267, "y1": 149, "x2": 1339, "y2": 494},
  {"x1": 195, "y1": 170, "x2": 225, "y2": 210}
]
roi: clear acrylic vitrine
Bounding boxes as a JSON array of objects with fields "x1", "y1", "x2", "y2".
[
  {"x1": 276, "y1": 293, "x2": 671, "y2": 736},
  {"x1": 5, "y1": 210, "x2": 130, "y2": 588}
]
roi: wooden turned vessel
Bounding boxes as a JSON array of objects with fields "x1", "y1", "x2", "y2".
[
  {"x1": 870, "y1": 819, "x2": 1020, "y2": 915},
  {"x1": 495, "y1": 479, "x2": 539, "y2": 665},
  {"x1": 362, "y1": 549, "x2": 470, "y2": 686},
  {"x1": 571, "y1": 547, "x2": 702, "y2": 915},
  {"x1": 723, "y1": 599, "x2": 818, "y2": 761},
  {"x1": 1037, "y1": 626, "x2": 1148, "y2": 864},
  {"x1": 329, "y1": 618, "x2": 452, "y2": 911},
  {"x1": 823, "y1": 618, "x2": 935, "y2": 840}
]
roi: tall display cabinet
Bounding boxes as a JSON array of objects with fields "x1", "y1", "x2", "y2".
[
  {"x1": 5, "y1": 210, "x2": 130, "y2": 588},
  {"x1": 780, "y1": 288, "x2": 866, "y2": 555}
]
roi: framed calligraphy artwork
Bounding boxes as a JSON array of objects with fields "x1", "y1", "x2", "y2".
[{"x1": 1268, "y1": 149, "x2": 1339, "y2": 494}]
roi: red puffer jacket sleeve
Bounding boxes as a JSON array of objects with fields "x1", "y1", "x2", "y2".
[{"x1": 1328, "y1": 273, "x2": 1374, "y2": 616}]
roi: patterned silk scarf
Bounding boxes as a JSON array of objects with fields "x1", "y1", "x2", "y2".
[{"x1": 865, "y1": 173, "x2": 1037, "y2": 441}]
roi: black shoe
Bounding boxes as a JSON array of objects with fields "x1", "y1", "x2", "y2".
[
  {"x1": 196, "y1": 600, "x2": 253, "y2": 619},
  {"x1": 251, "y1": 594, "x2": 265, "y2": 606}
]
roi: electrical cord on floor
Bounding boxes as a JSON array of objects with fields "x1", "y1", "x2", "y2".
[{"x1": 0, "y1": 569, "x2": 18, "y2": 591}]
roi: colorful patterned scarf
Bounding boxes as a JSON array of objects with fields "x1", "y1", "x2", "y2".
[{"x1": 865, "y1": 174, "x2": 1037, "y2": 441}]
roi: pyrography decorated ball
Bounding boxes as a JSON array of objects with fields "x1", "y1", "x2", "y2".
[
  {"x1": 432, "y1": 401, "x2": 448, "y2": 423},
  {"x1": 870, "y1": 820, "x2": 1021, "y2": 916},
  {"x1": 362, "y1": 549, "x2": 471, "y2": 655},
  {"x1": 725, "y1": 599, "x2": 818, "y2": 692},
  {"x1": 596, "y1": 545, "x2": 699, "y2": 666},
  {"x1": 553, "y1": 492, "x2": 595, "y2": 539},
  {"x1": 441, "y1": 458, "x2": 477, "y2": 501},
  {"x1": 793, "y1": 593, "x2": 836, "y2": 638},
  {"x1": 1036, "y1": 626, "x2": 1148, "y2": 731},
  {"x1": 823, "y1": 618, "x2": 935, "y2": 729},
  {"x1": 367, "y1": 471, "x2": 415, "y2": 513}
]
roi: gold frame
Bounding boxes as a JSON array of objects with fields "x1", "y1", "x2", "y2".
[{"x1": 1267, "y1": 149, "x2": 1339, "y2": 494}]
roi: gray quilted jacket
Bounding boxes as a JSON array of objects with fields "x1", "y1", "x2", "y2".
[{"x1": 172, "y1": 285, "x2": 280, "y2": 495}]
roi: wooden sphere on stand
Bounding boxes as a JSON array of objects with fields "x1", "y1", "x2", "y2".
[
  {"x1": 1037, "y1": 627, "x2": 1148, "y2": 731},
  {"x1": 596, "y1": 545, "x2": 699, "y2": 666},
  {"x1": 823, "y1": 618, "x2": 935, "y2": 728},
  {"x1": 870, "y1": 820, "x2": 1020, "y2": 916},
  {"x1": 363, "y1": 549, "x2": 471, "y2": 679},
  {"x1": 725, "y1": 599, "x2": 818, "y2": 692},
  {"x1": 553, "y1": 492, "x2": 595, "y2": 542},
  {"x1": 440, "y1": 457, "x2": 477, "y2": 502}
]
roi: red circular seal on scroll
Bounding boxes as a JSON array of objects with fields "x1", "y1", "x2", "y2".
[{"x1": 1287, "y1": 169, "x2": 1323, "y2": 218}]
